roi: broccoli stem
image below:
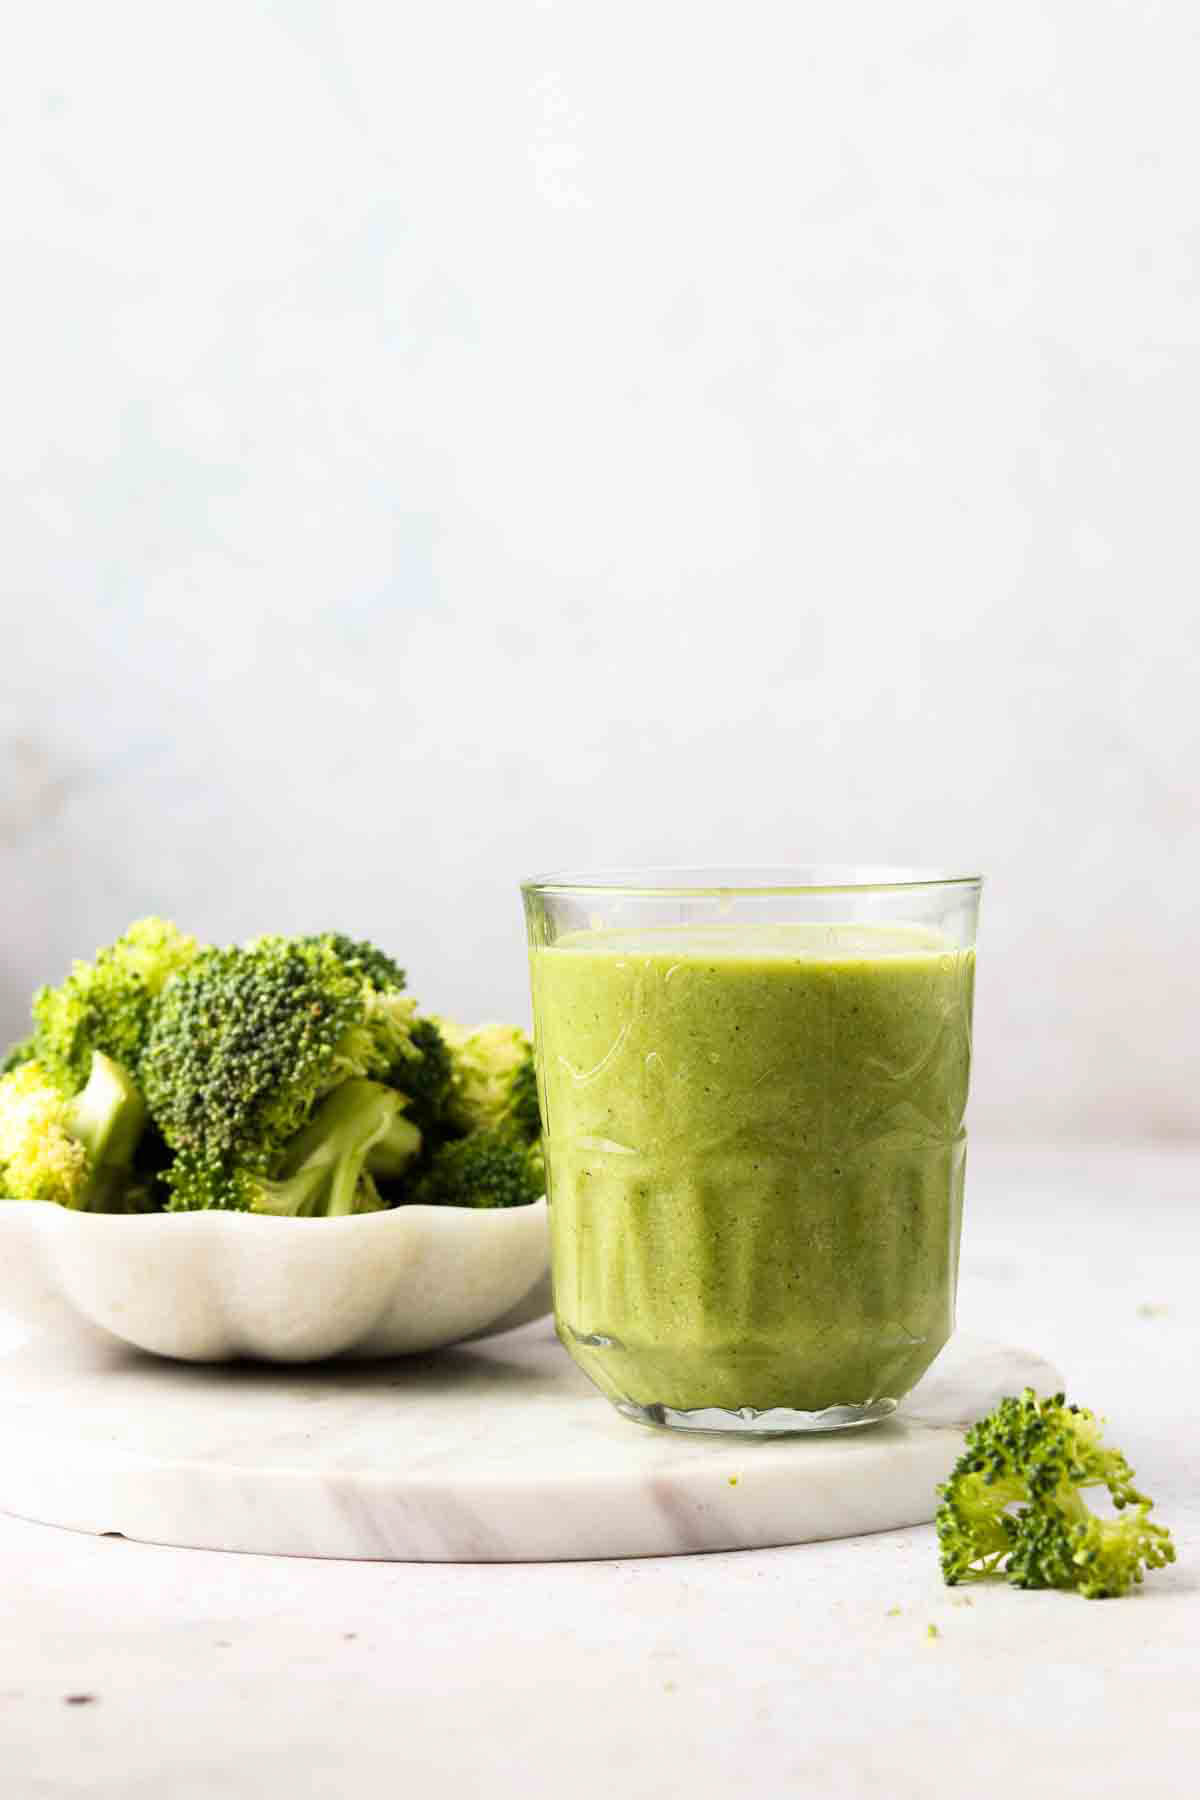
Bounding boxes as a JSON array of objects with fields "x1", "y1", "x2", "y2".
[
  {"x1": 364, "y1": 1110, "x2": 422, "y2": 1181},
  {"x1": 254, "y1": 1080, "x2": 420, "y2": 1218},
  {"x1": 64, "y1": 1052, "x2": 147, "y2": 1212}
]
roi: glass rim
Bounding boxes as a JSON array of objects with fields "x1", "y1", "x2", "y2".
[{"x1": 521, "y1": 864, "x2": 984, "y2": 899}]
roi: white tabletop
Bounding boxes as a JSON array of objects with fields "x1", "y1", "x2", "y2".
[{"x1": 1, "y1": 1144, "x2": 1196, "y2": 1800}]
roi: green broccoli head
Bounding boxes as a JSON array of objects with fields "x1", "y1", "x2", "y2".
[
  {"x1": 164, "y1": 1155, "x2": 257, "y2": 1213},
  {"x1": 434, "y1": 1019, "x2": 540, "y2": 1143},
  {"x1": 300, "y1": 933, "x2": 406, "y2": 994},
  {"x1": 166, "y1": 1079, "x2": 421, "y2": 1217},
  {"x1": 504, "y1": 1053, "x2": 541, "y2": 1143},
  {"x1": 936, "y1": 1389, "x2": 1176, "y2": 1599},
  {"x1": 390, "y1": 1016, "x2": 543, "y2": 1207},
  {"x1": 411, "y1": 1130, "x2": 545, "y2": 1210},
  {"x1": 142, "y1": 934, "x2": 416, "y2": 1175},
  {"x1": 31, "y1": 918, "x2": 201, "y2": 1093},
  {"x1": 389, "y1": 1015, "x2": 456, "y2": 1146},
  {"x1": 0, "y1": 1052, "x2": 148, "y2": 1211}
]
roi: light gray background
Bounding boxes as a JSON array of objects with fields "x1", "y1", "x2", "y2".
[{"x1": 2, "y1": 2, "x2": 1197, "y2": 1140}]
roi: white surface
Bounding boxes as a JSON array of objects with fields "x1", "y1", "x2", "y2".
[
  {"x1": 0, "y1": 1197, "x2": 550, "y2": 1361},
  {"x1": 3, "y1": 4, "x2": 1200, "y2": 1141},
  {"x1": 0, "y1": 1144, "x2": 1195, "y2": 1798},
  {"x1": 0, "y1": 1328, "x2": 1060, "y2": 1562}
]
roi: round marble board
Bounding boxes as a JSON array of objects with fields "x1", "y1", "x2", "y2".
[{"x1": 0, "y1": 1324, "x2": 1061, "y2": 1562}]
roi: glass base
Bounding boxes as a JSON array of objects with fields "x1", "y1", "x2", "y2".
[{"x1": 613, "y1": 1395, "x2": 898, "y2": 1436}]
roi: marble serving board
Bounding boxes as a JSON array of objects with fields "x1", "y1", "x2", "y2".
[{"x1": 0, "y1": 1324, "x2": 1061, "y2": 1562}]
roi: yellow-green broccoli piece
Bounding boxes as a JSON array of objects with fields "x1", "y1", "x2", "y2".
[
  {"x1": 31, "y1": 918, "x2": 201, "y2": 1093},
  {"x1": 434, "y1": 1019, "x2": 540, "y2": 1141},
  {"x1": 937, "y1": 1389, "x2": 1176, "y2": 1599},
  {"x1": 0, "y1": 1053, "x2": 148, "y2": 1211},
  {"x1": 1, "y1": 1035, "x2": 37, "y2": 1075}
]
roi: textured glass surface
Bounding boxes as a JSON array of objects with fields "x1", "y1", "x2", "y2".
[{"x1": 524, "y1": 872, "x2": 981, "y2": 1435}]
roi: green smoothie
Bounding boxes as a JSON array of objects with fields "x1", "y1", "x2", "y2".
[{"x1": 531, "y1": 923, "x2": 974, "y2": 1419}]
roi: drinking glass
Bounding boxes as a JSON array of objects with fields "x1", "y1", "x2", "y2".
[{"x1": 522, "y1": 867, "x2": 982, "y2": 1435}]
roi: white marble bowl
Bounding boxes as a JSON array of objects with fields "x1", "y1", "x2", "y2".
[{"x1": 0, "y1": 1199, "x2": 551, "y2": 1363}]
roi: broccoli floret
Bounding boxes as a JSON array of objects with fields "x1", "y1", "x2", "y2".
[
  {"x1": 31, "y1": 918, "x2": 201, "y2": 1093},
  {"x1": 1, "y1": 1036, "x2": 37, "y2": 1075},
  {"x1": 300, "y1": 933, "x2": 406, "y2": 993},
  {"x1": 391, "y1": 1016, "x2": 457, "y2": 1146},
  {"x1": 391, "y1": 1017, "x2": 543, "y2": 1207},
  {"x1": 166, "y1": 1079, "x2": 420, "y2": 1217},
  {"x1": 936, "y1": 1389, "x2": 1176, "y2": 1599},
  {"x1": 505, "y1": 1053, "x2": 541, "y2": 1143},
  {"x1": 434, "y1": 1020, "x2": 540, "y2": 1142},
  {"x1": 164, "y1": 1155, "x2": 256, "y2": 1213},
  {"x1": 142, "y1": 934, "x2": 416, "y2": 1174},
  {"x1": 0, "y1": 1052, "x2": 148, "y2": 1211},
  {"x1": 410, "y1": 1130, "x2": 545, "y2": 1210},
  {"x1": 0, "y1": 1060, "x2": 88, "y2": 1205}
]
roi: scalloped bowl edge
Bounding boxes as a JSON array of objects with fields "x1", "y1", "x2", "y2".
[{"x1": 0, "y1": 1198, "x2": 551, "y2": 1363}]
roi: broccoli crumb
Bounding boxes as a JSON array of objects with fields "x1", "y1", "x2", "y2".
[
  {"x1": 885, "y1": 1606, "x2": 902, "y2": 1617},
  {"x1": 926, "y1": 1624, "x2": 940, "y2": 1640}
]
